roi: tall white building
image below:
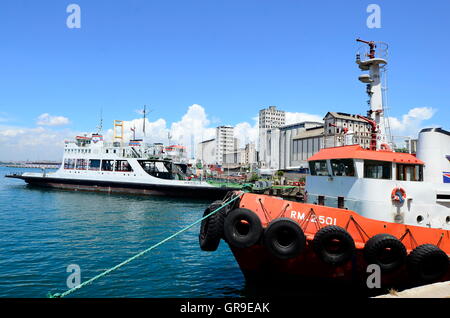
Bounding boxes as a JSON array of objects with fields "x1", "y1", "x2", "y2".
[
  {"x1": 264, "y1": 121, "x2": 323, "y2": 170},
  {"x1": 196, "y1": 138, "x2": 216, "y2": 165},
  {"x1": 196, "y1": 125, "x2": 239, "y2": 166},
  {"x1": 258, "y1": 106, "x2": 286, "y2": 168},
  {"x1": 216, "y1": 126, "x2": 237, "y2": 165}
]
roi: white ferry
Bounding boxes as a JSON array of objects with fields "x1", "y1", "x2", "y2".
[{"x1": 6, "y1": 121, "x2": 240, "y2": 199}]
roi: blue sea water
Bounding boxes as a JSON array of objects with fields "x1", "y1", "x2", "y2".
[{"x1": 0, "y1": 167, "x2": 245, "y2": 298}]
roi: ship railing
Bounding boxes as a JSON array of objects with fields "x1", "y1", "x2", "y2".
[{"x1": 356, "y1": 41, "x2": 388, "y2": 63}]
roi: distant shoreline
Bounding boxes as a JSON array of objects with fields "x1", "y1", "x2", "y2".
[{"x1": 0, "y1": 163, "x2": 60, "y2": 169}]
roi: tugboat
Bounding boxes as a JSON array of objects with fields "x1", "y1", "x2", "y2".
[
  {"x1": 199, "y1": 39, "x2": 450, "y2": 293},
  {"x1": 6, "y1": 120, "x2": 241, "y2": 199}
]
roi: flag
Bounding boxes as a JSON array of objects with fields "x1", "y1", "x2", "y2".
[{"x1": 443, "y1": 172, "x2": 450, "y2": 184}]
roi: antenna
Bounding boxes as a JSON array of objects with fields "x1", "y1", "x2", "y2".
[
  {"x1": 142, "y1": 105, "x2": 154, "y2": 137},
  {"x1": 96, "y1": 108, "x2": 103, "y2": 134},
  {"x1": 131, "y1": 125, "x2": 136, "y2": 140},
  {"x1": 143, "y1": 105, "x2": 146, "y2": 136}
]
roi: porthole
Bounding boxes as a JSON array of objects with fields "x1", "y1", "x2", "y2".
[
  {"x1": 446, "y1": 216, "x2": 450, "y2": 224},
  {"x1": 416, "y1": 215, "x2": 424, "y2": 224}
]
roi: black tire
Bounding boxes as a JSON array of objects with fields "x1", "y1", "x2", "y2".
[
  {"x1": 407, "y1": 244, "x2": 449, "y2": 283},
  {"x1": 312, "y1": 225, "x2": 355, "y2": 266},
  {"x1": 223, "y1": 208, "x2": 263, "y2": 248},
  {"x1": 263, "y1": 218, "x2": 306, "y2": 260},
  {"x1": 364, "y1": 234, "x2": 407, "y2": 272},
  {"x1": 199, "y1": 200, "x2": 226, "y2": 251}
]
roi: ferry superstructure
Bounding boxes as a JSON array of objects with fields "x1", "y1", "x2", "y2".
[{"x1": 7, "y1": 122, "x2": 239, "y2": 199}]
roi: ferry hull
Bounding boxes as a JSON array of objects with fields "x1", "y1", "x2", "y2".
[{"x1": 7, "y1": 175, "x2": 235, "y2": 200}]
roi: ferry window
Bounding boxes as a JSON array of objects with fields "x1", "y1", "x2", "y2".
[
  {"x1": 338, "y1": 196, "x2": 345, "y2": 209},
  {"x1": 76, "y1": 159, "x2": 88, "y2": 170},
  {"x1": 101, "y1": 160, "x2": 114, "y2": 171},
  {"x1": 115, "y1": 160, "x2": 133, "y2": 172},
  {"x1": 64, "y1": 159, "x2": 75, "y2": 169},
  {"x1": 318, "y1": 196, "x2": 325, "y2": 206},
  {"x1": 309, "y1": 160, "x2": 328, "y2": 176},
  {"x1": 364, "y1": 160, "x2": 391, "y2": 179},
  {"x1": 330, "y1": 159, "x2": 355, "y2": 177},
  {"x1": 88, "y1": 159, "x2": 101, "y2": 171},
  {"x1": 396, "y1": 164, "x2": 423, "y2": 182}
]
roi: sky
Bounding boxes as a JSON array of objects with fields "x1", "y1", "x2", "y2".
[{"x1": 0, "y1": 0, "x2": 449, "y2": 161}]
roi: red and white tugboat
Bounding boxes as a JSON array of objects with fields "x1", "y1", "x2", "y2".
[{"x1": 199, "y1": 39, "x2": 450, "y2": 294}]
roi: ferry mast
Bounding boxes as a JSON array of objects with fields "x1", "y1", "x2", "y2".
[{"x1": 356, "y1": 38, "x2": 389, "y2": 150}]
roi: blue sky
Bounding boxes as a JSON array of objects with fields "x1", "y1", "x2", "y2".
[{"x1": 0, "y1": 0, "x2": 449, "y2": 160}]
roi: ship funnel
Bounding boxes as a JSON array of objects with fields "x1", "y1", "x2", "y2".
[{"x1": 416, "y1": 128, "x2": 450, "y2": 184}]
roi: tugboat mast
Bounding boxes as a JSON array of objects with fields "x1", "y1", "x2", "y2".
[{"x1": 356, "y1": 38, "x2": 389, "y2": 150}]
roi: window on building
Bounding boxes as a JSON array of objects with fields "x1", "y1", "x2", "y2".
[
  {"x1": 396, "y1": 164, "x2": 423, "y2": 182},
  {"x1": 292, "y1": 140, "x2": 298, "y2": 156},
  {"x1": 364, "y1": 160, "x2": 391, "y2": 179},
  {"x1": 330, "y1": 159, "x2": 355, "y2": 177},
  {"x1": 309, "y1": 160, "x2": 329, "y2": 176}
]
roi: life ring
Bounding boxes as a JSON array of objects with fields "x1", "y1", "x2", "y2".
[
  {"x1": 199, "y1": 200, "x2": 226, "y2": 251},
  {"x1": 407, "y1": 244, "x2": 449, "y2": 282},
  {"x1": 391, "y1": 187, "x2": 406, "y2": 203},
  {"x1": 263, "y1": 218, "x2": 306, "y2": 260},
  {"x1": 363, "y1": 233, "x2": 407, "y2": 272},
  {"x1": 312, "y1": 225, "x2": 355, "y2": 266},
  {"x1": 223, "y1": 208, "x2": 263, "y2": 248}
]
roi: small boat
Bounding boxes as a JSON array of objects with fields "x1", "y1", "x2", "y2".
[{"x1": 199, "y1": 39, "x2": 450, "y2": 292}]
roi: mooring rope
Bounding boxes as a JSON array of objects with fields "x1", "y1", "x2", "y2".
[{"x1": 48, "y1": 191, "x2": 244, "y2": 298}]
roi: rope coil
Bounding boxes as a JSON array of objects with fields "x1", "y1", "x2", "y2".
[{"x1": 48, "y1": 192, "x2": 244, "y2": 298}]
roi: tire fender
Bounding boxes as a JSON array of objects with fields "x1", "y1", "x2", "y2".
[
  {"x1": 263, "y1": 218, "x2": 306, "y2": 260},
  {"x1": 223, "y1": 208, "x2": 263, "y2": 248}
]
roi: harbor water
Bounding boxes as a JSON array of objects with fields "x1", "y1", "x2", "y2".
[{"x1": 0, "y1": 167, "x2": 245, "y2": 298}]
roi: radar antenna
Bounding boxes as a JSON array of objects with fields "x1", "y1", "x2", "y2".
[{"x1": 96, "y1": 108, "x2": 103, "y2": 134}]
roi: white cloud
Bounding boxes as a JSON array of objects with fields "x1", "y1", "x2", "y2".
[
  {"x1": 0, "y1": 104, "x2": 334, "y2": 161},
  {"x1": 36, "y1": 113, "x2": 70, "y2": 126},
  {"x1": 285, "y1": 112, "x2": 323, "y2": 125},
  {"x1": 234, "y1": 119, "x2": 258, "y2": 147},
  {"x1": 388, "y1": 107, "x2": 437, "y2": 138},
  {"x1": 170, "y1": 104, "x2": 216, "y2": 148},
  {"x1": 104, "y1": 104, "x2": 217, "y2": 157},
  {"x1": 105, "y1": 117, "x2": 169, "y2": 144},
  {"x1": 0, "y1": 125, "x2": 76, "y2": 161}
]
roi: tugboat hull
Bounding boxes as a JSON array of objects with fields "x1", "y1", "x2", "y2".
[{"x1": 201, "y1": 192, "x2": 450, "y2": 294}]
